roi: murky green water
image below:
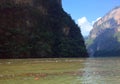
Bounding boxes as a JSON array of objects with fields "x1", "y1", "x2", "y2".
[
  {"x1": 81, "y1": 58, "x2": 120, "y2": 84},
  {"x1": 0, "y1": 58, "x2": 120, "y2": 84}
]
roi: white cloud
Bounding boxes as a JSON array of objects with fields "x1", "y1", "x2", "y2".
[
  {"x1": 92, "y1": 17, "x2": 101, "y2": 25},
  {"x1": 77, "y1": 17, "x2": 101, "y2": 36},
  {"x1": 96, "y1": 17, "x2": 101, "y2": 21},
  {"x1": 77, "y1": 17, "x2": 93, "y2": 36}
]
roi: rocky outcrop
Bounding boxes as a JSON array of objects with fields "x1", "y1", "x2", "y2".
[
  {"x1": 0, "y1": 0, "x2": 88, "y2": 58},
  {"x1": 86, "y1": 6, "x2": 120, "y2": 57}
]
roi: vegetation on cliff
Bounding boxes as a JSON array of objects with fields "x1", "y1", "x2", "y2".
[
  {"x1": 0, "y1": 0, "x2": 88, "y2": 58},
  {"x1": 86, "y1": 6, "x2": 120, "y2": 57}
]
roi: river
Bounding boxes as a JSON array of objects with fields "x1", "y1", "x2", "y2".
[
  {"x1": 81, "y1": 57, "x2": 120, "y2": 84},
  {"x1": 0, "y1": 57, "x2": 120, "y2": 84}
]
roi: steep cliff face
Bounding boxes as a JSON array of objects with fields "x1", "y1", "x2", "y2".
[
  {"x1": 0, "y1": 0, "x2": 88, "y2": 58},
  {"x1": 0, "y1": 0, "x2": 62, "y2": 5},
  {"x1": 86, "y1": 6, "x2": 120, "y2": 57}
]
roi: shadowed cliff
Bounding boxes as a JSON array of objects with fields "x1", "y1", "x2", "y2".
[
  {"x1": 0, "y1": 0, "x2": 88, "y2": 58},
  {"x1": 86, "y1": 6, "x2": 120, "y2": 57}
]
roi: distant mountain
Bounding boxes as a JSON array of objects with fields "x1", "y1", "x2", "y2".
[
  {"x1": 86, "y1": 6, "x2": 120, "y2": 57},
  {"x1": 0, "y1": 0, "x2": 88, "y2": 58}
]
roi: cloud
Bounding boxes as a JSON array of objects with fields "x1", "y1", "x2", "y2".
[
  {"x1": 92, "y1": 17, "x2": 101, "y2": 25},
  {"x1": 77, "y1": 17, "x2": 101, "y2": 36},
  {"x1": 96, "y1": 17, "x2": 102, "y2": 21},
  {"x1": 77, "y1": 17, "x2": 93, "y2": 36}
]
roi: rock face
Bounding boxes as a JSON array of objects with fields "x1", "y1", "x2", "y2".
[
  {"x1": 0, "y1": 0, "x2": 88, "y2": 58},
  {"x1": 86, "y1": 6, "x2": 120, "y2": 57}
]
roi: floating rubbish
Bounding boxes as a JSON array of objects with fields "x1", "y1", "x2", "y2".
[
  {"x1": 7, "y1": 62, "x2": 11, "y2": 64},
  {"x1": 34, "y1": 77, "x2": 39, "y2": 80}
]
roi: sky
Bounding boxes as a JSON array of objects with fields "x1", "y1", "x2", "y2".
[{"x1": 62, "y1": 0, "x2": 120, "y2": 36}]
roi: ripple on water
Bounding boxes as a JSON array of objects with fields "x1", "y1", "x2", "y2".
[{"x1": 81, "y1": 58, "x2": 120, "y2": 84}]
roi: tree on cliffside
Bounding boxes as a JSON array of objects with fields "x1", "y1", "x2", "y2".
[{"x1": 0, "y1": 0, "x2": 88, "y2": 58}]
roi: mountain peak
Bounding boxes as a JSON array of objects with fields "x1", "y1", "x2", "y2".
[
  {"x1": 0, "y1": 0, "x2": 88, "y2": 58},
  {"x1": 91, "y1": 6, "x2": 120, "y2": 38},
  {"x1": 113, "y1": 6, "x2": 120, "y2": 10},
  {"x1": 0, "y1": 0, "x2": 62, "y2": 7},
  {"x1": 86, "y1": 6, "x2": 120, "y2": 57},
  {"x1": 94, "y1": 6, "x2": 120, "y2": 25}
]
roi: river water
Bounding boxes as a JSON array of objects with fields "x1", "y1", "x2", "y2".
[
  {"x1": 81, "y1": 57, "x2": 120, "y2": 84},
  {"x1": 0, "y1": 57, "x2": 120, "y2": 84}
]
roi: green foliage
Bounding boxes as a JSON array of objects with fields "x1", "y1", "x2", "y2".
[
  {"x1": 58, "y1": 37, "x2": 87, "y2": 57},
  {"x1": 114, "y1": 32, "x2": 120, "y2": 42},
  {"x1": 94, "y1": 49, "x2": 120, "y2": 57},
  {"x1": 85, "y1": 38, "x2": 94, "y2": 48},
  {"x1": 0, "y1": 0, "x2": 88, "y2": 58},
  {"x1": 87, "y1": 28, "x2": 120, "y2": 57}
]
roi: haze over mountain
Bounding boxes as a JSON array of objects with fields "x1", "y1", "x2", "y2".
[
  {"x1": 86, "y1": 6, "x2": 120, "y2": 57},
  {"x1": 0, "y1": 0, "x2": 88, "y2": 58}
]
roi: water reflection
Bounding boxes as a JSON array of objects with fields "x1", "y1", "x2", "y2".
[{"x1": 82, "y1": 58, "x2": 120, "y2": 84}]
